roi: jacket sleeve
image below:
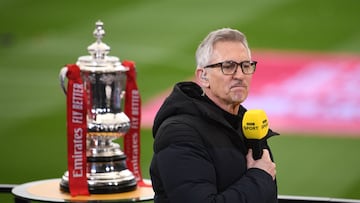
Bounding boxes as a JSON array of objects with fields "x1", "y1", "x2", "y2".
[{"x1": 152, "y1": 122, "x2": 277, "y2": 203}]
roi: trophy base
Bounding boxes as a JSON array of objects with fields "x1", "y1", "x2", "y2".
[
  {"x1": 59, "y1": 177, "x2": 137, "y2": 194},
  {"x1": 60, "y1": 155, "x2": 137, "y2": 194}
]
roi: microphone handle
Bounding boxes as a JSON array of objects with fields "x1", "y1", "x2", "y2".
[{"x1": 251, "y1": 140, "x2": 263, "y2": 160}]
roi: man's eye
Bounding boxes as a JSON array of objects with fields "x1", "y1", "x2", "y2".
[{"x1": 222, "y1": 62, "x2": 235, "y2": 69}]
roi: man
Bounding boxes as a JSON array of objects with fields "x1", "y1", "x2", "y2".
[{"x1": 150, "y1": 28, "x2": 278, "y2": 203}]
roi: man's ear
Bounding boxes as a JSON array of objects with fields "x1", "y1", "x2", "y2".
[
  {"x1": 201, "y1": 71, "x2": 208, "y2": 81},
  {"x1": 196, "y1": 68, "x2": 210, "y2": 87}
]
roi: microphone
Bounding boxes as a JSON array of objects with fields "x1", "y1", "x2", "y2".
[{"x1": 242, "y1": 109, "x2": 271, "y2": 160}]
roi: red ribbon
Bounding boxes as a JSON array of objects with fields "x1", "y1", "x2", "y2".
[
  {"x1": 65, "y1": 64, "x2": 89, "y2": 196},
  {"x1": 123, "y1": 61, "x2": 151, "y2": 187}
]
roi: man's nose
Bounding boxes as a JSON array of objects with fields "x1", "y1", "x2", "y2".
[{"x1": 233, "y1": 66, "x2": 245, "y2": 79}]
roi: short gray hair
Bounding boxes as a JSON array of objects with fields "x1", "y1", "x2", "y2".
[{"x1": 195, "y1": 28, "x2": 251, "y2": 68}]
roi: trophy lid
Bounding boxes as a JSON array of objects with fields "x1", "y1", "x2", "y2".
[{"x1": 77, "y1": 20, "x2": 128, "y2": 72}]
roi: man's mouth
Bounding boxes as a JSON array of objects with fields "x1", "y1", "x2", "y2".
[{"x1": 231, "y1": 84, "x2": 247, "y2": 89}]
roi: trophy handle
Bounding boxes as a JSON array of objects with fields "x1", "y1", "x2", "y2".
[{"x1": 59, "y1": 67, "x2": 68, "y2": 95}]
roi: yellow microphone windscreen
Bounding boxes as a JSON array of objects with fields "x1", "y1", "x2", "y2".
[{"x1": 242, "y1": 109, "x2": 269, "y2": 140}]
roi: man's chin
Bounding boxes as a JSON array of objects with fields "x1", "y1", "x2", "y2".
[{"x1": 231, "y1": 95, "x2": 246, "y2": 103}]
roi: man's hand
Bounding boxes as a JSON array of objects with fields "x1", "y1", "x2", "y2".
[{"x1": 246, "y1": 149, "x2": 276, "y2": 180}]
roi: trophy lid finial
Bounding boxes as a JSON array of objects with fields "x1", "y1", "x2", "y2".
[
  {"x1": 77, "y1": 20, "x2": 127, "y2": 72},
  {"x1": 94, "y1": 21, "x2": 105, "y2": 43},
  {"x1": 87, "y1": 20, "x2": 110, "y2": 59}
]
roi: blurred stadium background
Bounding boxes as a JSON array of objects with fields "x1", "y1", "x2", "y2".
[{"x1": 1, "y1": 0, "x2": 360, "y2": 202}]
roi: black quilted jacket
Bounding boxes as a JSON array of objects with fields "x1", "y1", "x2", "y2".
[{"x1": 150, "y1": 81, "x2": 278, "y2": 203}]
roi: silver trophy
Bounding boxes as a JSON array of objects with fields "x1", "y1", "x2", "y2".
[{"x1": 59, "y1": 21, "x2": 137, "y2": 194}]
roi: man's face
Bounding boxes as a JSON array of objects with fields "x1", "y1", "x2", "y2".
[{"x1": 205, "y1": 41, "x2": 253, "y2": 109}]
